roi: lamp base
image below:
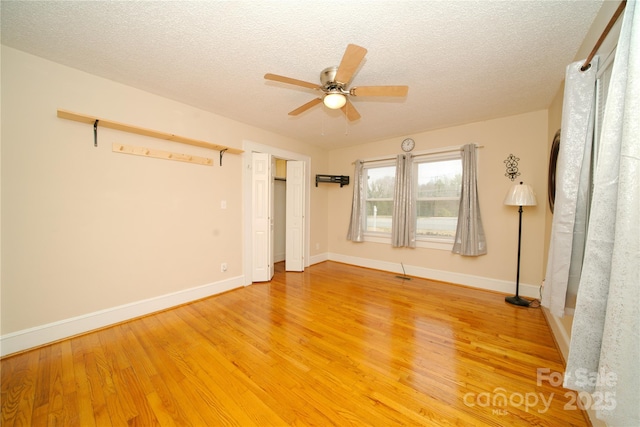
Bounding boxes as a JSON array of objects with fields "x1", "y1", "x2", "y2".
[{"x1": 505, "y1": 295, "x2": 531, "y2": 307}]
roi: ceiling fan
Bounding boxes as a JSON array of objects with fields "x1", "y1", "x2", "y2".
[{"x1": 264, "y1": 44, "x2": 408, "y2": 121}]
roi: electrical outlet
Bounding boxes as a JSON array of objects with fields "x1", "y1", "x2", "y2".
[{"x1": 221, "y1": 263, "x2": 228, "y2": 272}]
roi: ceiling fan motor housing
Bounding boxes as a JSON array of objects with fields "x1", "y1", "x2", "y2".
[{"x1": 320, "y1": 66, "x2": 348, "y2": 93}]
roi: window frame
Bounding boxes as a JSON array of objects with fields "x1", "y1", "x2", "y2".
[
  {"x1": 360, "y1": 149, "x2": 463, "y2": 250},
  {"x1": 361, "y1": 159, "x2": 396, "y2": 239},
  {"x1": 413, "y1": 151, "x2": 463, "y2": 250}
]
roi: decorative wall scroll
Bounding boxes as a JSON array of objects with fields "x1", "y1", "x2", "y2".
[{"x1": 504, "y1": 154, "x2": 521, "y2": 181}]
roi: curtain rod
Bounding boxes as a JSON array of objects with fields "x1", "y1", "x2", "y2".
[
  {"x1": 353, "y1": 144, "x2": 484, "y2": 165},
  {"x1": 581, "y1": 0, "x2": 627, "y2": 72}
]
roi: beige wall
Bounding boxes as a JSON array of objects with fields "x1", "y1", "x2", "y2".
[
  {"x1": 327, "y1": 110, "x2": 549, "y2": 289},
  {"x1": 0, "y1": 0, "x2": 619, "y2": 353},
  {"x1": 0, "y1": 46, "x2": 328, "y2": 335}
]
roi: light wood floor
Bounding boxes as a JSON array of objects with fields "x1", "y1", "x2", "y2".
[{"x1": 1, "y1": 261, "x2": 589, "y2": 426}]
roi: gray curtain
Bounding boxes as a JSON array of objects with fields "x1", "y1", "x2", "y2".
[
  {"x1": 346, "y1": 160, "x2": 365, "y2": 242},
  {"x1": 391, "y1": 154, "x2": 415, "y2": 248},
  {"x1": 542, "y1": 56, "x2": 598, "y2": 317},
  {"x1": 452, "y1": 144, "x2": 486, "y2": 256},
  {"x1": 564, "y1": 2, "x2": 639, "y2": 425}
]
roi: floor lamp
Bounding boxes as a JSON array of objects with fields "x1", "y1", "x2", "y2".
[{"x1": 504, "y1": 182, "x2": 537, "y2": 307}]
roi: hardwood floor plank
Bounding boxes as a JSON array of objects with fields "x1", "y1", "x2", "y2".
[
  {"x1": 70, "y1": 338, "x2": 98, "y2": 427},
  {"x1": 45, "y1": 343, "x2": 65, "y2": 426},
  {"x1": 82, "y1": 351, "x2": 112, "y2": 426},
  {"x1": 29, "y1": 346, "x2": 53, "y2": 426},
  {"x1": 184, "y1": 344, "x2": 287, "y2": 426},
  {"x1": 1, "y1": 349, "x2": 39, "y2": 427},
  {"x1": 96, "y1": 338, "x2": 138, "y2": 425},
  {"x1": 148, "y1": 373, "x2": 209, "y2": 426},
  {"x1": 124, "y1": 331, "x2": 209, "y2": 425},
  {"x1": 1, "y1": 261, "x2": 590, "y2": 426},
  {"x1": 145, "y1": 391, "x2": 177, "y2": 427},
  {"x1": 119, "y1": 367, "x2": 160, "y2": 426}
]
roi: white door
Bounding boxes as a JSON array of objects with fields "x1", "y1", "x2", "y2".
[
  {"x1": 251, "y1": 152, "x2": 274, "y2": 281},
  {"x1": 286, "y1": 161, "x2": 305, "y2": 271}
]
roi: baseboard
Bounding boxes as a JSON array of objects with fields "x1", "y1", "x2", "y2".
[
  {"x1": 541, "y1": 310, "x2": 608, "y2": 427},
  {"x1": 327, "y1": 253, "x2": 541, "y2": 298},
  {"x1": 542, "y1": 307, "x2": 572, "y2": 363},
  {"x1": 1, "y1": 256, "x2": 539, "y2": 357},
  {"x1": 0, "y1": 275, "x2": 244, "y2": 357},
  {"x1": 308, "y1": 252, "x2": 329, "y2": 266}
]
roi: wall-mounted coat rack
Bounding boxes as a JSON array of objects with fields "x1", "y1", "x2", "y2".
[
  {"x1": 57, "y1": 109, "x2": 243, "y2": 165},
  {"x1": 315, "y1": 174, "x2": 350, "y2": 187},
  {"x1": 112, "y1": 143, "x2": 213, "y2": 166}
]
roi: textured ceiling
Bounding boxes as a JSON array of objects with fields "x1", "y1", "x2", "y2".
[{"x1": 1, "y1": 1, "x2": 603, "y2": 150}]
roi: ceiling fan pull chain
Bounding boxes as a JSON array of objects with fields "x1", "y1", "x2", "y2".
[{"x1": 344, "y1": 104, "x2": 349, "y2": 135}]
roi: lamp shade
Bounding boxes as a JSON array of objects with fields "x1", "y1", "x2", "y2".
[
  {"x1": 323, "y1": 92, "x2": 347, "y2": 109},
  {"x1": 504, "y1": 182, "x2": 537, "y2": 206}
]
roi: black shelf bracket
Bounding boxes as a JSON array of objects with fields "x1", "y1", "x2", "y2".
[
  {"x1": 315, "y1": 174, "x2": 349, "y2": 187},
  {"x1": 93, "y1": 119, "x2": 99, "y2": 147},
  {"x1": 219, "y1": 148, "x2": 227, "y2": 166}
]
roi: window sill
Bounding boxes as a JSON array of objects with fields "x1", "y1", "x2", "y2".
[
  {"x1": 363, "y1": 234, "x2": 454, "y2": 251},
  {"x1": 415, "y1": 239, "x2": 454, "y2": 251}
]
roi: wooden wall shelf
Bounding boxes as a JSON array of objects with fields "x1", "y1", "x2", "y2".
[
  {"x1": 57, "y1": 109, "x2": 243, "y2": 155},
  {"x1": 315, "y1": 174, "x2": 350, "y2": 187}
]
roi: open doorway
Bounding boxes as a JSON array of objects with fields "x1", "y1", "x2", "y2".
[
  {"x1": 273, "y1": 158, "x2": 287, "y2": 264},
  {"x1": 242, "y1": 141, "x2": 311, "y2": 285}
]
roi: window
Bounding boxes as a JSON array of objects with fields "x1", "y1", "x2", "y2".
[
  {"x1": 360, "y1": 151, "x2": 462, "y2": 248},
  {"x1": 415, "y1": 156, "x2": 462, "y2": 241},
  {"x1": 363, "y1": 163, "x2": 395, "y2": 234}
]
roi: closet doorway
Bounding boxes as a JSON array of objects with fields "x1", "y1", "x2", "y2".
[{"x1": 243, "y1": 141, "x2": 310, "y2": 284}]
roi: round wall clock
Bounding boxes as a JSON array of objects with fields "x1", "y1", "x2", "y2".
[{"x1": 401, "y1": 138, "x2": 415, "y2": 152}]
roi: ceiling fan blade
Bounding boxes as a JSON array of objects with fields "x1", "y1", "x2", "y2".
[
  {"x1": 334, "y1": 44, "x2": 368, "y2": 85},
  {"x1": 289, "y1": 98, "x2": 323, "y2": 116},
  {"x1": 265, "y1": 73, "x2": 319, "y2": 90},
  {"x1": 350, "y1": 85, "x2": 409, "y2": 97},
  {"x1": 341, "y1": 99, "x2": 361, "y2": 121}
]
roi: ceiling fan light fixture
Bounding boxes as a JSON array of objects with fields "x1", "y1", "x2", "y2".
[
  {"x1": 323, "y1": 92, "x2": 346, "y2": 109},
  {"x1": 265, "y1": 44, "x2": 408, "y2": 121}
]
